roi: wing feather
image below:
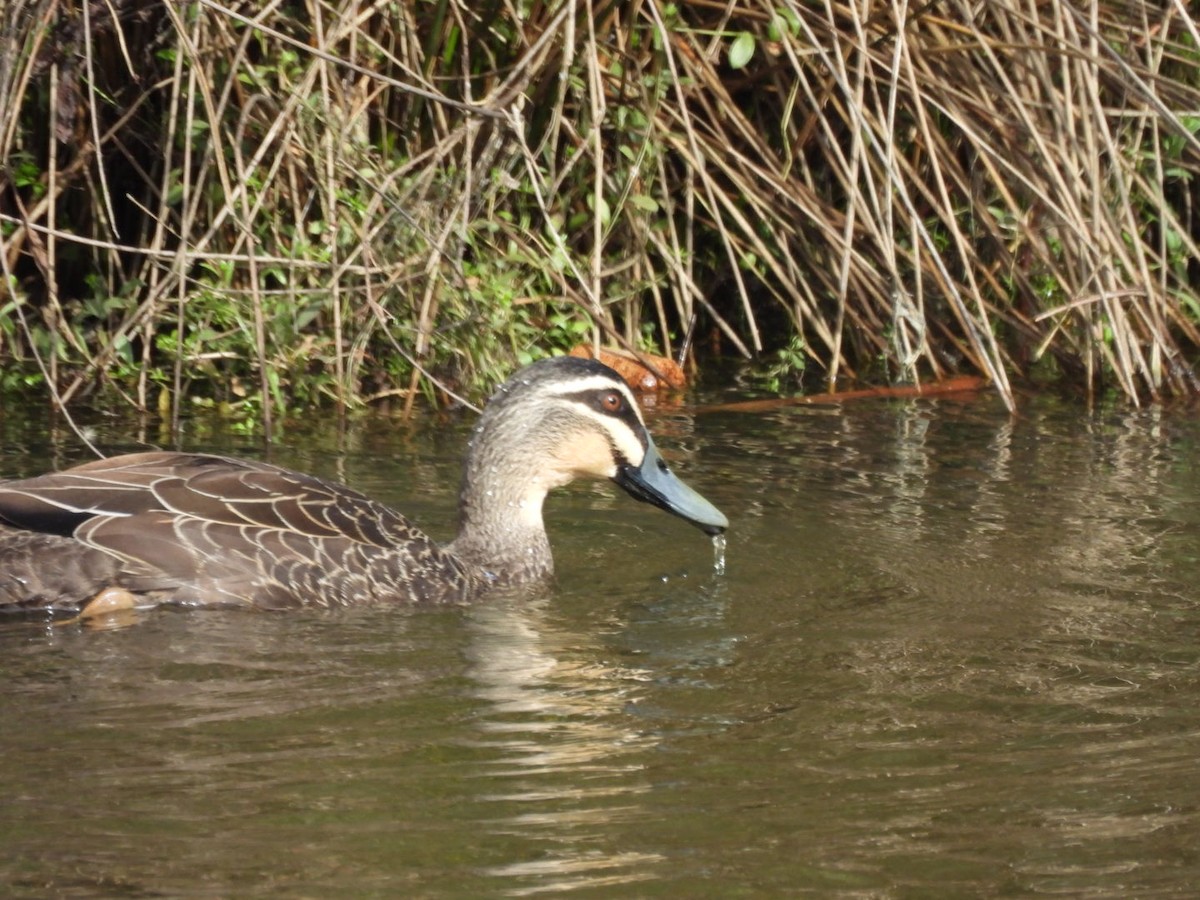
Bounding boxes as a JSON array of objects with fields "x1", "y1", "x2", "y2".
[{"x1": 0, "y1": 451, "x2": 474, "y2": 609}]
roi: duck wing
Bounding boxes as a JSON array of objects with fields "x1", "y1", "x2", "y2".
[{"x1": 0, "y1": 452, "x2": 473, "y2": 609}]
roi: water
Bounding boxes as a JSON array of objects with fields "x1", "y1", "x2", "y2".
[
  {"x1": 4, "y1": 393, "x2": 1200, "y2": 896},
  {"x1": 711, "y1": 532, "x2": 727, "y2": 575}
]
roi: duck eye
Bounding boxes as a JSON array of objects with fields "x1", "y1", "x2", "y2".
[{"x1": 599, "y1": 391, "x2": 623, "y2": 413}]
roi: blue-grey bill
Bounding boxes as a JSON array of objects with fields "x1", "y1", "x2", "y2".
[{"x1": 614, "y1": 440, "x2": 728, "y2": 536}]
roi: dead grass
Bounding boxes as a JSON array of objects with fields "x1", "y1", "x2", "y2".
[{"x1": 1, "y1": 0, "x2": 1198, "y2": 426}]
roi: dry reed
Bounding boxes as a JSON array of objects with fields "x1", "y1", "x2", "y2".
[{"x1": 1, "y1": 0, "x2": 1198, "y2": 428}]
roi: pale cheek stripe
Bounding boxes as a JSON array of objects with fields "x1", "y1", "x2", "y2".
[
  {"x1": 537, "y1": 374, "x2": 648, "y2": 464},
  {"x1": 567, "y1": 405, "x2": 646, "y2": 464}
]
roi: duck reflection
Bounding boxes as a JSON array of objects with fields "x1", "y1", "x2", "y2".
[{"x1": 462, "y1": 591, "x2": 668, "y2": 893}]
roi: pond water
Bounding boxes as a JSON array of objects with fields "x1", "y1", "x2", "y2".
[{"x1": 3, "y1": 388, "x2": 1200, "y2": 896}]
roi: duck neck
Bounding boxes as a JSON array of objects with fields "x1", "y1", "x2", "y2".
[{"x1": 446, "y1": 457, "x2": 555, "y2": 587}]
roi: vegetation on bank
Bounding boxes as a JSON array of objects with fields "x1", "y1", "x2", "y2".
[{"x1": 1, "y1": 0, "x2": 1198, "y2": 431}]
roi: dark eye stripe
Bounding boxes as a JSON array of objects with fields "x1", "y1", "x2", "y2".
[
  {"x1": 560, "y1": 388, "x2": 626, "y2": 414},
  {"x1": 558, "y1": 388, "x2": 646, "y2": 451}
]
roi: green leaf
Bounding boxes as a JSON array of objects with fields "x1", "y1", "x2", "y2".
[
  {"x1": 729, "y1": 32, "x2": 755, "y2": 69},
  {"x1": 778, "y1": 6, "x2": 801, "y2": 36},
  {"x1": 630, "y1": 194, "x2": 660, "y2": 213}
]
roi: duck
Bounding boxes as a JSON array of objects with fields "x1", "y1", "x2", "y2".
[{"x1": 0, "y1": 356, "x2": 727, "y2": 613}]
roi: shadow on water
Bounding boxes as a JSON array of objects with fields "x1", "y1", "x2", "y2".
[{"x1": 3, "y1": 394, "x2": 1200, "y2": 895}]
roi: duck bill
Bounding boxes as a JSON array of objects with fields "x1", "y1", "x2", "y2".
[{"x1": 614, "y1": 440, "x2": 728, "y2": 536}]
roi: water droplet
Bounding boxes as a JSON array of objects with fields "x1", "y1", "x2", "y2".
[{"x1": 711, "y1": 533, "x2": 726, "y2": 576}]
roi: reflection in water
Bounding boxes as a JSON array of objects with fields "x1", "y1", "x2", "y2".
[
  {"x1": 463, "y1": 594, "x2": 666, "y2": 894},
  {"x1": 699, "y1": 398, "x2": 1200, "y2": 894},
  {"x1": 4, "y1": 397, "x2": 1200, "y2": 894}
]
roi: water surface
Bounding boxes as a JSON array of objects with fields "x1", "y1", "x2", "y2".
[{"x1": 3, "y1": 393, "x2": 1200, "y2": 896}]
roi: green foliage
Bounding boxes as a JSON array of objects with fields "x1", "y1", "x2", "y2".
[
  {"x1": 754, "y1": 334, "x2": 807, "y2": 394},
  {"x1": 8, "y1": 152, "x2": 45, "y2": 198},
  {"x1": 2, "y1": 0, "x2": 1200, "y2": 424},
  {"x1": 728, "y1": 33, "x2": 755, "y2": 70}
]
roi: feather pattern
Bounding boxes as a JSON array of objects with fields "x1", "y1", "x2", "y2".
[
  {"x1": 0, "y1": 452, "x2": 471, "y2": 609},
  {"x1": 0, "y1": 357, "x2": 727, "y2": 613}
]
